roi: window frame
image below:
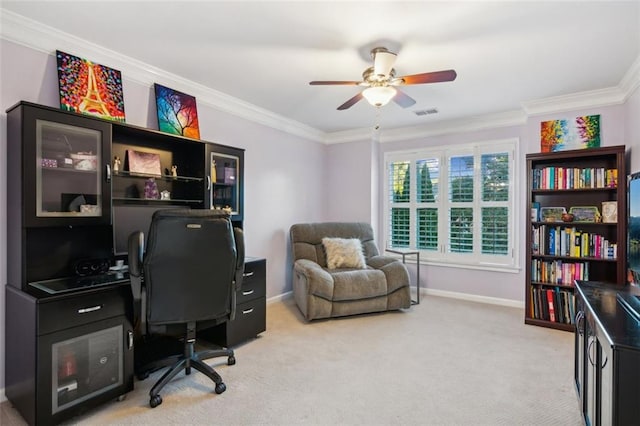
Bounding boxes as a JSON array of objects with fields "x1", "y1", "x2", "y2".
[{"x1": 383, "y1": 138, "x2": 520, "y2": 273}]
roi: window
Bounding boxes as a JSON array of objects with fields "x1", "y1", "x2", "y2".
[{"x1": 384, "y1": 139, "x2": 518, "y2": 271}]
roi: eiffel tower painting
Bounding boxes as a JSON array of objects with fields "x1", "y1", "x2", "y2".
[{"x1": 56, "y1": 50, "x2": 126, "y2": 122}]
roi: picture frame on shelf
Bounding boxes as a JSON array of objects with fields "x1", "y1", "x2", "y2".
[
  {"x1": 601, "y1": 201, "x2": 618, "y2": 223},
  {"x1": 126, "y1": 150, "x2": 162, "y2": 176},
  {"x1": 569, "y1": 206, "x2": 600, "y2": 222},
  {"x1": 531, "y1": 202, "x2": 540, "y2": 222},
  {"x1": 540, "y1": 206, "x2": 566, "y2": 222}
]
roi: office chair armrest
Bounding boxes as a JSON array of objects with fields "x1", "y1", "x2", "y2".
[
  {"x1": 231, "y1": 227, "x2": 245, "y2": 321},
  {"x1": 128, "y1": 230, "x2": 145, "y2": 334}
]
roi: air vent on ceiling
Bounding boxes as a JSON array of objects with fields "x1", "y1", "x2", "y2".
[{"x1": 414, "y1": 108, "x2": 438, "y2": 116}]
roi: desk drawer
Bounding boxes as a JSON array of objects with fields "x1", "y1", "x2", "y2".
[
  {"x1": 38, "y1": 287, "x2": 127, "y2": 335},
  {"x1": 227, "y1": 297, "x2": 266, "y2": 347},
  {"x1": 239, "y1": 259, "x2": 265, "y2": 304}
]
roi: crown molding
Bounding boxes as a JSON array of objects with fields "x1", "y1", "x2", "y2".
[
  {"x1": 0, "y1": 10, "x2": 326, "y2": 143},
  {"x1": 2, "y1": 9, "x2": 638, "y2": 146},
  {"x1": 521, "y1": 54, "x2": 640, "y2": 117},
  {"x1": 323, "y1": 109, "x2": 527, "y2": 144}
]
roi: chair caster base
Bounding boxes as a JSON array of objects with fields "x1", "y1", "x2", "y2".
[
  {"x1": 228, "y1": 355, "x2": 236, "y2": 365},
  {"x1": 150, "y1": 394, "x2": 162, "y2": 408},
  {"x1": 215, "y1": 382, "x2": 226, "y2": 394}
]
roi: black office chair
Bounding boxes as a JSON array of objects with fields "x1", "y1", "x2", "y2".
[{"x1": 128, "y1": 209, "x2": 244, "y2": 408}]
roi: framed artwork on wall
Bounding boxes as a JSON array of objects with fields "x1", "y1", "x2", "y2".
[
  {"x1": 540, "y1": 114, "x2": 600, "y2": 153},
  {"x1": 56, "y1": 50, "x2": 126, "y2": 122},
  {"x1": 154, "y1": 83, "x2": 200, "y2": 139}
]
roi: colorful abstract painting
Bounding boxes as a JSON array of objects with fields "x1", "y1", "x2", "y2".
[
  {"x1": 56, "y1": 50, "x2": 126, "y2": 122},
  {"x1": 540, "y1": 115, "x2": 600, "y2": 152},
  {"x1": 154, "y1": 84, "x2": 200, "y2": 138}
]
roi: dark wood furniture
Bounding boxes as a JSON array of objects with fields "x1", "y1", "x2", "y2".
[
  {"x1": 574, "y1": 281, "x2": 640, "y2": 425},
  {"x1": 202, "y1": 257, "x2": 266, "y2": 347},
  {"x1": 5, "y1": 101, "x2": 258, "y2": 423},
  {"x1": 5, "y1": 283, "x2": 134, "y2": 425},
  {"x1": 525, "y1": 146, "x2": 626, "y2": 331}
]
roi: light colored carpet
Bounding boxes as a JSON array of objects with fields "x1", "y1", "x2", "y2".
[{"x1": 1, "y1": 294, "x2": 583, "y2": 425}]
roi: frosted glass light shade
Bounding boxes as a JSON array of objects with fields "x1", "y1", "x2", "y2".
[{"x1": 362, "y1": 86, "x2": 397, "y2": 107}]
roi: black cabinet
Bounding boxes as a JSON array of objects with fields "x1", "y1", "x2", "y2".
[
  {"x1": 206, "y1": 142, "x2": 244, "y2": 223},
  {"x1": 574, "y1": 281, "x2": 640, "y2": 425},
  {"x1": 5, "y1": 284, "x2": 134, "y2": 426},
  {"x1": 202, "y1": 258, "x2": 266, "y2": 347}
]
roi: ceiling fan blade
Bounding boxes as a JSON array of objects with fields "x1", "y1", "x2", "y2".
[
  {"x1": 337, "y1": 92, "x2": 364, "y2": 110},
  {"x1": 393, "y1": 89, "x2": 416, "y2": 108},
  {"x1": 395, "y1": 69, "x2": 457, "y2": 85},
  {"x1": 372, "y1": 48, "x2": 397, "y2": 77},
  {"x1": 309, "y1": 80, "x2": 361, "y2": 86}
]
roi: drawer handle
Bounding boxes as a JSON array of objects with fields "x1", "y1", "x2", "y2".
[
  {"x1": 78, "y1": 305, "x2": 102, "y2": 314},
  {"x1": 243, "y1": 271, "x2": 255, "y2": 278},
  {"x1": 242, "y1": 290, "x2": 255, "y2": 296},
  {"x1": 242, "y1": 308, "x2": 254, "y2": 315}
]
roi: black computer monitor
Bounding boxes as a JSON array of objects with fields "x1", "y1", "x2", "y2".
[{"x1": 112, "y1": 205, "x2": 181, "y2": 255}]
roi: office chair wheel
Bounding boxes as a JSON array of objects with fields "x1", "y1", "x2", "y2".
[
  {"x1": 228, "y1": 355, "x2": 236, "y2": 365},
  {"x1": 149, "y1": 394, "x2": 162, "y2": 408},
  {"x1": 215, "y1": 382, "x2": 226, "y2": 394},
  {"x1": 137, "y1": 371, "x2": 150, "y2": 380}
]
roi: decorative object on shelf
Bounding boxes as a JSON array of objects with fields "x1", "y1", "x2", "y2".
[
  {"x1": 531, "y1": 201, "x2": 540, "y2": 222},
  {"x1": 160, "y1": 190, "x2": 171, "y2": 200},
  {"x1": 561, "y1": 213, "x2": 574, "y2": 222},
  {"x1": 540, "y1": 114, "x2": 600, "y2": 152},
  {"x1": 56, "y1": 50, "x2": 126, "y2": 122},
  {"x1": 42, "y1": 158, "x2": 58, "y2": 168},
  {"x1": 127, "y1": 150, "x2": 161, "y2": 176},
  {"x1": 569, "y1": 206, "x2": 600, "y2": 222},
  {"x1": 224, "y1": 164, "x2": 236, "y2": 184},
  {"x1": 171, "y1": 165, "x2": 178, "y2": 177},
  {"x1": 144, "y1": 178, "x2": 159, "y2": 200},
  {"x1": 80, "y1": 204, "x2": 99, "y2": 214},
  {"x1": 211, "y1": 159, "x2": 217, "y2": 183},
  {"x1": 113, "y1": 156, "x2": 121, "y2": 173},
  {"x1": 540, "y1": 206, "x2": 567, "y2": 222},
  {"x1": 602, "y1": 201, "x2": 618, "y2": 223},
  {"x1": 154, "y1": 83, "x2": 200, "y2": 138},
  {"x1": 70, "y1": 152, "x2": 97, "y2": 171}
]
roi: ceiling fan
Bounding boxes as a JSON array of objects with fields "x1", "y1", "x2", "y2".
[{"x1": 309, "y1": 47, "x2": 457, "y2": 110}]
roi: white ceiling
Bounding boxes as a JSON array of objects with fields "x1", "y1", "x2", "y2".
[{"x1": 2, "y1": 1, "x2": 639, "y2": 137}]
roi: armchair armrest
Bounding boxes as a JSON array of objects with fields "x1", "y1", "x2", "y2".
[
  {"x1": 367, "y1": 255, "x2": 401, "y2": 269},
  {"x1": 293, "y1": 259, "x2": 334, "y2": 300}
]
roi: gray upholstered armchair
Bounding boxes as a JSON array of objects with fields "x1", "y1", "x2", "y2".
[{"x1": 290, "y1": 222, "x2": 411, "y2": 321}]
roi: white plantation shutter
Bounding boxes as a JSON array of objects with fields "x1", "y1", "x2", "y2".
[{"x1": 384, "y1": 139, "x2": 518, "y2": 271}]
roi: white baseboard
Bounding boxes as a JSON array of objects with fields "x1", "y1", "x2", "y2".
[
  {"x1": 0, "y1": 388, "x2": 6, "y2": 403},
  {"x1": 268, "y1": 288, "x2": 523, "y2": 309},
  {"x1": 267, "y1": 291, "x2": 293, "y2": 304},
  {"x1": 421, "y1": 287, "x2": 524, "y2": 309}
]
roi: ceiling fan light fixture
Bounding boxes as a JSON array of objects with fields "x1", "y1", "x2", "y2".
[{"x1": 362, "y1": 86, "x2": 397, "y2": 107}]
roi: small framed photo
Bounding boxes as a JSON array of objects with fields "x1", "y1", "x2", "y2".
[
  {"x1": 531, "y1": 202, "x2": 540, "y2": 222},
  {"x1": 126, "y1": 150, "x2": 162, "y2": 176},
  {"x1": 601, "y1": 201, "x2": 617, "y2": 223},
  {"x1": 569, "y1": 206, "x2": 600, "y2": 222}
]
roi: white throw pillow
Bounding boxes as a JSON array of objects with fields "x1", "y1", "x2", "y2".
[{"x1": 322, "y1": 237, "x2": 366, "y2": 269}]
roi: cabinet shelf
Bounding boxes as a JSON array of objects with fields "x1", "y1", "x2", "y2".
[
  {"x1": 113, "y1": 171, "x2": 202, "y2": 182},
  {"x1": 532, "y1": 221, "x2": 616, "y2": 227},
  {"x1": 112, "y1": 197, "x2": 202, "y2": 205},
  {"x1": 525, "y1": 317, "x2": 575, "y2": 332},
  {"x1": 532, "y1": 254, "x2": 617, "y2": 262},
  {"x1": 530, "y1": 281, "x2": 575, "y2": 290},
  {"x1": 42, "y1": 167, "x2": 97, "y2": 174},
  {"x1": 531, "y1": 187, "x2": 617, "y2": 194}
]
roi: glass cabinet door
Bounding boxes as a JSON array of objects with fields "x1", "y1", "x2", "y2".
[
  {"x1": 36, "y1": 120, "x2": 104, "y2": 219},
  {"x1": 210, "y1": 152, "x2": 241, "y2": 215},
  {"x1": 51, "y1": 325, "x2": 124, "y2": 414}
]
